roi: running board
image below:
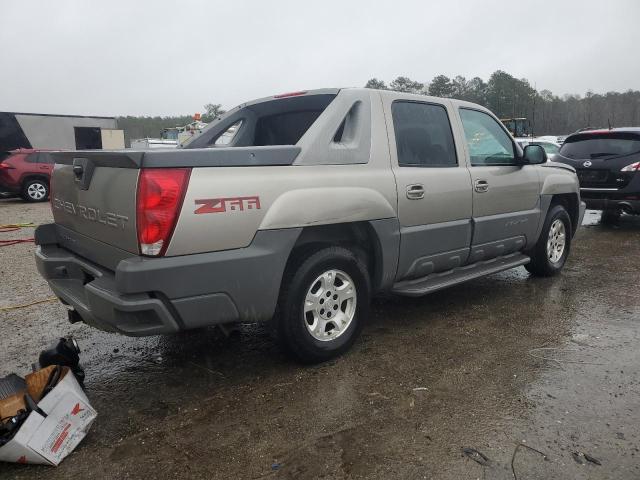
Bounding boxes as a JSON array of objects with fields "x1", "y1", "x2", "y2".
[{"x1": 392, "y1": 252, "x2": 530, "y2": 297}]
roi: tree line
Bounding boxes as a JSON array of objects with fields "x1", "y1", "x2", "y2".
[
  {"x1": 366, "y1": 71, "x2": 640, "y2": 135},
  {"x1": 115, "y1": 72, "x2": 640, "y2": 144}
]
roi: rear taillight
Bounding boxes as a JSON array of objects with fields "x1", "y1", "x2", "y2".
[
  {"x1": 621, "y1": 162, "x2": 640, "y2": 172},
  {"x1": 136, "y1": 168, "x2": 191, "y2": 256},
  {"x1": 0, "y1": 162, "x2": 14, "y2": 169}
]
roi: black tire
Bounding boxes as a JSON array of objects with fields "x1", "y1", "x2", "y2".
[
  {"x1": 21, "y1": 179, "x2": 49, "y2": 202},
  {"x1": 525, "y1": 204, "x2": 572, "y2": 277},
  {"x1": 276, "y1": 246, "x2": 370, "y2": 363},
  {"x1": 601, "y1": 209, "x2": 621, "y2": 225}
]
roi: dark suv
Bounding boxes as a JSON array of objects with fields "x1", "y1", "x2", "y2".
[
  {"x1": 0, "y1": 149, "x2": 54, "y2": 202},
  {"x1": 554, "y1": 128, "x2": 640, "y2": 222}
]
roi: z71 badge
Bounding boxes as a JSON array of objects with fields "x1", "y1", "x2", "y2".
[{"x1": 194, "y1": 196, "x2": 261, "y2": 214}]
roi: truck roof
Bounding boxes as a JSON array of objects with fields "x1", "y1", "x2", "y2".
[
  {"x1": 566, "y1": 127, "x2": 640, "y2": 139},
  {"x1": 233, "y1": 87, "x2": 488, "y2": 112}
]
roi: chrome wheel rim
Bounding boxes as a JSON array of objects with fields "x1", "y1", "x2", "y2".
[
  {"x1": 28, "y1": 183, "x2": 46, "y2": 200},
  {"x1": 303, "y1": 269, "x2": 357, "y2": 342},
  {"x1": 547, "y1": 219, "x2": 566, "y2": 263}
]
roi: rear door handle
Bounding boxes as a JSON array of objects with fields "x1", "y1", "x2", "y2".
[
  {"x1": 474, "y1": 180, "x2": 489, "y2": 193},
  {"x1": 406, "y1": 184, "x2": 425, "y2": 200}
]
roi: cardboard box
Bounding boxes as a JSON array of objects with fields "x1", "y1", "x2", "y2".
[
  {"x1": 0, "y1": 367, "x2": 96, "y2": 465},
  {"x1": 0, "y1": 393, "x2": 27, "y2": 420}
]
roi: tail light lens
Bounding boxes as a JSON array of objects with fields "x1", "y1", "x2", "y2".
[
  {"x1": 136, "y1": 168, "x2": 191, "y2": 256},
  {"x1": 0, "y1": 162, "x2": 15, "y2": 169},
  {"x1": 621, "y1": 162, "x2": 640, "y2": 172}
]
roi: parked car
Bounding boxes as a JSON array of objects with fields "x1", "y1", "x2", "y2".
[
  {"x1": 0, "y1": 149, "x2": 54, "y2": 202},
  {"x1": 516, "y1": 138, "x2": 561, "y2": 160},
  {"x1": 536, "y1": 135, "x2": 565, "y2": 146},
  {"x1": 35, "y1": 88, "x2": 585, "y2": 363},
  {"x1": 554, "y1": 128, "x2": 640, "y2": 222}
]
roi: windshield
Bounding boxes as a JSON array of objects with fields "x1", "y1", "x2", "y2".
[{"x1": 560, "y1": 133, "x2": 640, "y2": 159}]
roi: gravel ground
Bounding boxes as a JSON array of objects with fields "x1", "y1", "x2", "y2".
[{"x1": 0, "y1": 198, "x2": 639, "y2": 479}]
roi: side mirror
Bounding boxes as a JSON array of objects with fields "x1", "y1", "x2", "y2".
[{"x1": 522, "y1": 144, "x2": 547, "y2": 165}]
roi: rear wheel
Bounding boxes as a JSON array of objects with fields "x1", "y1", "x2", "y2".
[
  {"x1": 22, "y1": 179, "x2": 49, "y2": 202},
  {"x1": 276, "y1": 246, "x2": 370, "y2": 363},
  {"x1": 525, "y1": 204, "x2": 572, "y2": 276}
]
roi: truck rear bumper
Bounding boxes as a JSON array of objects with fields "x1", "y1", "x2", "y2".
[{"x1": 35, "y1": 224, "x2": 301, "y2": 336}]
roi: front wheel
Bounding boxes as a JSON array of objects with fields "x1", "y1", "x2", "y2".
[
  {"x1": 525, "y1": 204, "x2": 572, "y2": 277},
  {"x1": 22, "y1": 179, "x2": 49, "y2": 202},
  {"x1": 276, "y1": 246, "x2": 370, "y2": 363}
]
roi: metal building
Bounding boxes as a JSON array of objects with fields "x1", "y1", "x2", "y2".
[{"x1": 0, "y1": 112, "x2": 125, "y2": 151}]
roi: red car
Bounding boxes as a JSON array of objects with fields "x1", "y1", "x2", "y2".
[{"x1": 0, "y1": 149, "x2": 54, "y2": 202}]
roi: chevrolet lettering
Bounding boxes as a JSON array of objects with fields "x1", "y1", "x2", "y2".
[{"x1": 52, "y1": 198, "x2": 129, "y2": 230}]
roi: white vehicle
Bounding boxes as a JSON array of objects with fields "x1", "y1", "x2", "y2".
[
  {"x1": 130, "y1": 118, "x2": 208, "y2": 150},
  {"x1": 130, "y1": 138, "x2": 178, "y2": 149},
  {"x1": 177, "y1": 120, "x2": 208, "y2": 145},
  {"x1": 516, "y1": 137, "x2": 561, "y2": 160}
]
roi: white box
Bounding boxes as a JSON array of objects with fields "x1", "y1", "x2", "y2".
[{"x1": 0, "y1": 368, "x2": 96, "y2": 465}]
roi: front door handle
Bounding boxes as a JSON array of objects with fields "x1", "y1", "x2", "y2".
[
  {"x1": 474, "y1": 179, "x2": 489, "y2": 193},
  {"x1": 406, "y1": 184, "x2": 425, "y2": 200}
]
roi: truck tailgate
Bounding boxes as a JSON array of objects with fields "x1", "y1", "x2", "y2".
[
  {"x1": 48, "y1": 151, "x2": 141, "y2": 255},
  {"x1": 45, "y1": 146, "x2": 301, "y2": 260}
]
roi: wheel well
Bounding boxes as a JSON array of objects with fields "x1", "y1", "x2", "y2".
[
  {"x1": 21, "y1": 175, "x2": 49, "y2": 189},
  {"x1": 550, "y1": 193, "x2": 579, "y2": 235},
  {"x1": 283, "y1": 222, "x2": 383, "y2": 290}
]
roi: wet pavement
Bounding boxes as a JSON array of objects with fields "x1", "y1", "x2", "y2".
[{"x1": 1, "y1": 199, "x2": 639, "y2": 479}]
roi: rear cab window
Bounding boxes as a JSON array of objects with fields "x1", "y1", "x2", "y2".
[
  {"x1": 391, "y1": 101, "x2": 458, "y2": 167},
  {"x1": 214, "y1": 120, "x2": 243, "y2": 146},
  {"x1": 459, "y1": 108, "x2": 516, "y2": 166},
  {"x1": 559, "y1": 132, "x2": 640, "y2": 159},
  {"x1": 188, "y1": 93, "x2": 337, "y2": 148}
]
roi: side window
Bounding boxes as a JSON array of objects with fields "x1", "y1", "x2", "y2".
[
  {"x1": 36, "y1": 152, "x2": 54, "y2": 164},
  {"x1": 214, "y1": 120, "x2": 243, "y2": 146},
  {"x1": 459, "y1": 109, "x2": 516, "y2": 166},
  {"x1": 392, "y1": 101, "x2": 457, "y2": 167}
]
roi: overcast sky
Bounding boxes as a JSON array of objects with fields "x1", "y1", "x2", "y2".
[{"x1": 1, "y1": 0, "x2": 638, "y2": 117}]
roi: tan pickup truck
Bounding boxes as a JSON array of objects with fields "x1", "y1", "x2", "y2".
[{"x1": 35, "y1": 88, "x2": 585, "y2": 362}]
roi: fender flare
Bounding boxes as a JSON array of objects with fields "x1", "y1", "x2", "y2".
[
  {"x1": 258, "y1": 187, "x2": 396, "y2": 230},
  {"x1": 539, "y1": 173, "x2": 579, "y2": 196}
]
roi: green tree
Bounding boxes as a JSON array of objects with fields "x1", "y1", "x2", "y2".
[
  {"x1": 467, "y1": 77, "x2": 487, "y2": 104},
  {"x1": 485, "y1": 70, "x2": 535, "y2": 120},
  {"x1": 389, "y1": 76, "x2": 424, "y2": 94},
  {"x1": 428, "y1": 75, "x2": 454, "y2": 98},
  {"x1": 451, "y1": 76, "x2": 472, "y2": 100},
  {"x1": 365, "y1": 78, "x2": 388, "y2": 90},
  {"x1": 202, "y1": 103, "x2": 226, "y2": 123}
]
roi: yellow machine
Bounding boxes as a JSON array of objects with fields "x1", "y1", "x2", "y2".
[{"x1": 500, "y1": 117, "x2": 530, "y2": 137}]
